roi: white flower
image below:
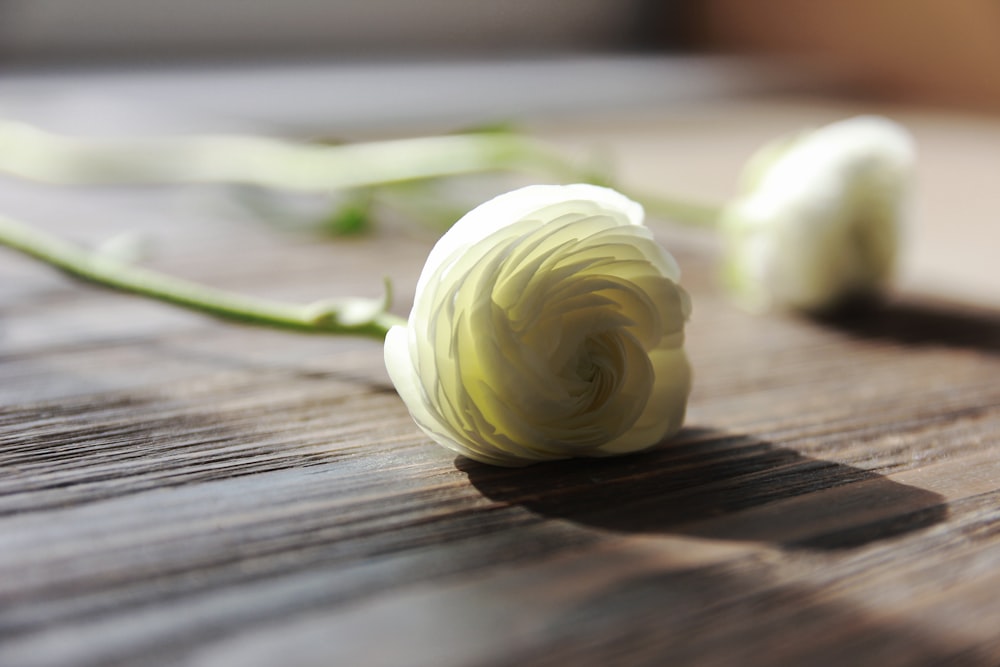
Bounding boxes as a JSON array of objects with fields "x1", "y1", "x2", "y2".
[
  {"x1": 385, "y1": 184, "x2": 691, "y2": 467},
  {"x1": 721, "y1": 115, "x2": 916, "y2": 313}
]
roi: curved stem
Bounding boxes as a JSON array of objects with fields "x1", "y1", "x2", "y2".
[
  {"x1": 0, "y1": 119, "x2": 544, "y2": 191},
  {"x1": 620, "y1": 187, "x2": 723, "y2": 228},
  {"x1": 0, "y1": 214, "x2": 405, "y2": 340},
  {"x1": 0, "y1": 118, "x2": 724, "y2": 228},
  {"x1": 513, "y1": 141, "x2": 724, "y2": 227}
]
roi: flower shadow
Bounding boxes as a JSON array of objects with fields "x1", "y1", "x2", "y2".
[
  {"x1": 819, "y1": 296, "x2": 1000, "y2": 355},
  {"x1": 459, "y1": 428, "x2": 947, "y2": 550}
]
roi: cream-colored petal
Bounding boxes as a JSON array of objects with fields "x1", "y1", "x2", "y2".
[
  {"x1": 386, "y1": 184, "x2": 690, "y2": 467},
  {"x1": 384, "y1": 326, "x2": 457, "y2": 447},
  {"x1": 722, "y1": 115, "x2": 914, "y2": 312},
  {"x1": 595, "y1": 346, "x2": 691, "y2": 455},
  {"x1": 414, "y1": 184, "x2": 643, "y2": 299}
]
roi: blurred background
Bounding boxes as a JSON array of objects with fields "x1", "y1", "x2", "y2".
[
  {"x1": 2, "y1": 0, "x2": 1000, "y2": 112},
  {"x1": 1, "y1": 1, "x2": 998, "y2": 307}
]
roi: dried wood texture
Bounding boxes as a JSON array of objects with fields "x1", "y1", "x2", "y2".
[{"x1": 2, "y1": 143, "x2": 1000, "y2": 667}]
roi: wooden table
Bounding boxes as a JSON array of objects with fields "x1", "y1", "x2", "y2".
[{"x1": 2, "y1": 62, "x2": 1000, "y2": 666}]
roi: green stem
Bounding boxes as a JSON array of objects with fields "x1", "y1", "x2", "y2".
[
  {"x1": 517, "y1": 143, "x2": 725, "y2": 227},
  {"x1": 0, "y1": 118, "x2": 724, "y2": 228},
  {"x1": 620, "y1": 187, "x2": 723, "y2": 228},
  {"x1": 0, "y1": 119, "x2": 548, "y2": 191},
  {"x1": 0, "y1": 214, "x2": 405, "y2": 340}
]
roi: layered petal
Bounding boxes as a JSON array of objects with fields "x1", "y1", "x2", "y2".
[{"x1": 385, "y1": 184, "x2": 692, "y2": 466}]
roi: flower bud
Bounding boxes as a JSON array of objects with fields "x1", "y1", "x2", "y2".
[
  {"x1": 721, "y1": 116, "x2": 915, "y2": 313},
  {"x1": 385, "y1": 184, "x2": 691, "y2": 466}
]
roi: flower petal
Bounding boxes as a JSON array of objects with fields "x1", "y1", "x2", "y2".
[
  {"x1": 722, "y1": 115, "x2": 915, "y2": 312},
  {"x1": 386, "y1": 184, "x2": 691, "y2": 466}
]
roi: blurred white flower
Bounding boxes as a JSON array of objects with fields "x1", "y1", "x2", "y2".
[
  {"x1": 385, "y1": 184, "x2": 691, "y2": 466},
  {"x1": 721, "y1": 115, "x2": 916, "y2": 313}
]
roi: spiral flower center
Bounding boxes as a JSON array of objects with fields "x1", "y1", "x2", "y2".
[
  {"x1": 574, "y1": 343, "x2": 599, "y2": 383},
  {"x1": 568, "y1": 334, "x2": 622, "y2": 409}
]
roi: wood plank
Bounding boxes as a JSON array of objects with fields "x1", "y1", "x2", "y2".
[{"x1": 2, "y1": 108, "x2": 1000, "y2": 666}]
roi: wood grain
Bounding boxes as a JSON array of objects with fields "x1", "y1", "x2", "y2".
[{"x1": 3, "y1": 128, "x2": 1000, "y2": 666}]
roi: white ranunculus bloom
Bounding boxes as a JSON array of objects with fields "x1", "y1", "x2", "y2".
[
  {"x1": 721, "y1": 116, "x2": 916, "y2": 313},
  {"x1": 385, "y1": 184, "x2": 691, "y2": 467}
]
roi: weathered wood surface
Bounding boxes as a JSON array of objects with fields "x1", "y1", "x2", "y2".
[{"x1": 2, "y1": 111, "x2": 1000, "y2": 665}]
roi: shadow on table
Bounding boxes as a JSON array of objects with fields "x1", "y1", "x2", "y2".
[
  {"x1": 459, "y1": 428, "x2": 947, "y2": 551},
  {"x1": 820, "y1": 297, "x2": 1000, "y2": 354}
]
